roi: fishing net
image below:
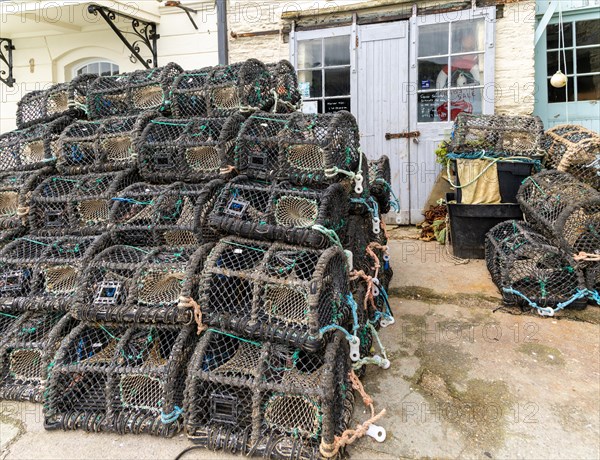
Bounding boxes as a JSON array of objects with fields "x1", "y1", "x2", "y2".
[
  {"x1": 0, "y1": 311, "x2": 76, "y2": 401},
  {"x1": 543, "y1": 125, "x2": 600, "y2": 190},
  {"x1": 86, "y1": 63, "x2": 183, "y2": 119},
  {"x1": 110, "y1": 179, "x2": 224, "y2": 246},
  {"x1": 134, "y1": 114, "x2": 245, "y2": 183},
  {"x1": 181, "y1": 237, "x2": 350, "y2": 352},
  {"x1": 0, "y1": 167, "x2": 52, "y2": 230},
  {"x1": 44, "y1": 322, "x2": 195, "y2": 436},
  {"x1": 586, "y1": 263, "x2": 599, "y2": 301},
  {"x1": 0, "y1": 234, "x2": 111, "y2": 312},
  {"x1": 485, "y1": 220, "x2": 588, "y2": 315},
  {"x1": 449, "y1": 113, "x2": 545, "y2": 157},
  {"x1": 517, "y1": 170, "x2": 600, "y2": 257},
  {"x1": 266, "y1": 60, "x2": 301, "y2": 113},
  {"x1": 368, "y1": 156, "x2": 392, "y2": 214},
  {"x1": 184, "y1": 329, "x2": 354, "y2": 460},
  {"x1": 29, "y1": 170, "x2": 138, "y2": 236},
  {"x1": 0, "y1": 116, "x2": 72, "y2": 172},
  {"x1": 75, "y1": 243, "x2": 213, "y2": 324},
  {"x1": 208, "y1": 176, "x2": 348, "y2": 249}
]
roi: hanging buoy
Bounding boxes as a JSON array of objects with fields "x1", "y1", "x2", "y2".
[{"x1": 550, "y1": 70, "x2": 568, "y2": 88}]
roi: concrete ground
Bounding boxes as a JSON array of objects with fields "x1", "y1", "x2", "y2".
[{"x1": 1, "y1": 228, "x2": 599, "y2": 460}]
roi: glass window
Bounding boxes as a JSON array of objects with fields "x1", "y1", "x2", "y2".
[
  {"x1": 74, "y1": 61, "x2": 119, "y2": 78},
  {"x1": 297, "y1": 35, "x2": 351, "y2": 113},
  {"x1": 546, "y1": 19, "x2": 600, "y2": 103}
]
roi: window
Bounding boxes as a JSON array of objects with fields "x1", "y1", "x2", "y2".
[
  {"x1": 546, "y1": 19, "x2": 600, "y2": 103},
  {"x1": 296, "y1": 35, "x2": 351, "y2": 113},
  {"x1": 417, "y1": 18, "x2": 486, "y2": 123},
  {"x1": 74, "y1": 61, "x2": 119, "y2": 78}
]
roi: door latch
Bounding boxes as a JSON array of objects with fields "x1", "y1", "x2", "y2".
[{"x1": 385, "y1": 131, "x2": 420, "y2": 140}]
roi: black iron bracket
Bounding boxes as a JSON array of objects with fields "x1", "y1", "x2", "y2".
[
  {"x1": 87, "y1": 4, "x2": 159, "y2": 69},
  {"x1": 0, "y1": 38, "x2": 16, "y2": 87},
  {"x1": 165, "y1": 1, "x2": 198, "y2": 30}
]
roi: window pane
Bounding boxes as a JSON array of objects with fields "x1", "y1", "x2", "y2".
[
  {"x1": 449, "y1": 88, "x2": 482, "y2": 121},
  {"x1": 77, "y1": 68, "x2": 83, "y2": 76},
  {"x1": 575, "y1": 19, "x2": 600, "y2": 47},
  {"x1": 88, "y1": 62, "x2": 99, "y2": 75},
  {"x1": 451, "y1": 19, "x2": 484, "y2": 53},
  {"x1": 298, "y1": 70, "x2": 322, "y2": 98},
  {"x1": 418, "y1": 57, "x2": 448, "y2": 90},
  {"x1": 324, "y1": 67, "x2": 350, "y2": 96},
  {"x1": 325, "y1": 98, "x2": 351, "y2": 113},
  {"x1": 418, "y1": 91, "x2": 447, "y2": 122},
  {"x1": 100, "y1": 62, "x2": 111, "y2": 76},
  {"x1": 324, "y1": 36, "x2": 350, "y2": 66},
  {"x1": 548, "y1": 79, "x2": 575, "y2": 103},
  {"x1": 298, "y1": 39, "x2": 322, "y2": 68},
  {"x1": 112, "y1": 64, "x2": 120, "y2": 76},
  {"x1": 418, "y1": 23, "x2": 449, "y2": 57},
  {"x1": 547, "y1": 49, "x2": 574, "y2": 76},
  {"x1": 577, "y1": 75, "x2": 600, "y2": 101},
  {"x1": 547, "y1": 23, "x2": 573, "y2": 49},
  {"x1": 577, "y1": 47, "x2": 600, "y2": 74},
  {"x1": 448, "y1": 53, "x2": 483, "y2": 88}
]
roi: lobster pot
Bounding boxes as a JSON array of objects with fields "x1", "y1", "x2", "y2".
[
  {"x1": 135, "y1": 115, "x2": 244, "y2": 183},
  {"x1": 368, "y1": 156, "x2": 392, "y2": 214},
  {"x1": 110, "y1": 179, "x2": 224, "y2": 246},
  {"x1": 0, "y1": 311, "x2": 27, "y2": 347},
  {"x1": 485, "y1": 220, "x2": 587, "y2": 310},
  {"x1": 0, "y1": 312, "x2": 77, "y2": 401},
  {"x1": 184, "y1": 330, "x2": 354, "y2": 460},
  {"x1": 0, "y1": 116, "x2": 72, "y2": 172},
  {"x1": 0, "y1": 234, "x2": 111, "y2": 312},
  {"x1": 44, "y1": 323, "x2": 195, "y2": 436},
  {"x1": 75, "y1": 243, "x2": 213, "y2": 324},
  {"x1": 15, "y1": 75, "x2": 94, "y2": 129},
  {"x1": 0, "y1": 228, "x2": 25, "y2": 250},
  {"x1": 86, "y1": 63, "x2": 183, "y2": 119},
  {"x1": 0, "y1": 168, "x2": 52, "y2": 230},
  {"x1": 543, "y1": 125, "x2": 600, "y2": 190},
  {"x1": 449, "y1": 113, "x2": 544, "y2": 157},
  {"x1": 585, "y1": 263, "x2": 599, "y2": 297},
  {"x1": 517, "y1": 170, "x2": 600, "y2": 255},
  {"x1": 266, "y1": 60, "x2": 301, "y2": 113},
  {"x1": 183, "y1": 237, "x2": 351, "y2": 352},
  {"x1": 29, "y1": 170, "x2": 137, "y2": 236},
  {"x1": 208, "y1": 177, "x2": 348, "y2": 249},
  {"x1": 169, "y1": 67, "x2": 212, "y2": 118},
  {"x1": 235, "y1": 111, "x2": 361, "y2": 185}
]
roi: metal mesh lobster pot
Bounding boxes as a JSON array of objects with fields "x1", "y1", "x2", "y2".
[
  {"x1": 485, "y1": 220, "x2": 588, "y2": 313},
  {"x1": 44, "y1": 323, "x2": 195, "y2": 436},
  {"x1": 29, "y1": 170, "x2": 138, "y2": 236},
  {"x1": 74, "y1": 243, "x2": 213, "y2": 324},
  {"x1": 543, "y1": 124, "x2": 600, "y2": 190},
  {"x1": 15, "y1": 75, "x2": 95, "y2": 129},
  {"x1": 181, "y1": 237, "x2": 351, "y2": 352},
  {"x1": 134, "y1": 114, "x2": 245, "y2": 183},
  {"x1": 184, "y1": 329, "x2": 354, "y2": 460},
  {"x1": 368, "y1": 156, "x2": 392, "y2": 214},
  {"x1": 168, "y1": 67, "x2": 212, "y2": 118},
  {"x1": 0, "y1": 168, "x2": 52, "y2": 230},
  {"x1": 449, "y1": 113, "x2": 545, "y2": 157},
  {"x1": 0, "y1": 312, "x2": 77, "y2": 401},
  {"x1": 234, "y1": 111, "x2": 361, "y2": 186},
  {"x1": 86, "y1": 63, "x2": 183, "y2": 119},
  {"x1": 0, "y1": 234, "x2": 111, "y2": 313},
  {"x1": 208, "y1": 176, "x2": 349, "y2": 249},
  {"x1": 110, "y1": 179, "x2": 224, "y2": 246},
  {"x1": 0, "y1": 116, "x2": 72, "y2": 172},
  {"x1": 266, "y1": 60, "x2": 301, "y2": 113},
  {"x1": 517, "y1": 170, "x2": 600, "y2": 256}
]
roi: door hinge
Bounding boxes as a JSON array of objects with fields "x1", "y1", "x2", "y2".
[
  {"x1": 355, "y1": 35, "x2": 359, "y2": 47},
  {"x1": 385, "y1": 131, "x2": 420, "y2": 140}
]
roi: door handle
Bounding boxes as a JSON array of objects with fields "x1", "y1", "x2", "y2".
[{"x1": 385, "y1": 131, "x2": 420, "y2": 140}]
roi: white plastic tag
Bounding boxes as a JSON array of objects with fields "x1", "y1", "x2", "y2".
[
  {"x1": 380, "y1": 316, "x2": 395, "y2": 328},
  {"x1": 372, "y1": 354, "x2": 391, "y2": 369},
  {"x1": 344, "y1": 250, "x2": 353, "y2": 272},
  {"x1": 349, "y1": 335, "x2": 361, "y2": 362},
  {"x1": 366, "y1": 424, "x2": 386, "y2": 443},
  {"x1": 372, "y1": 217, "x2": 381, "y2": 234},
  {"x1": 354, "y1": 173, "x2": 364, "y2": 194}
]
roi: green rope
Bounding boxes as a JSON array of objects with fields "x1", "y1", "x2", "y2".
[
  {"x1": 250, "y1": 115, "x2": 287, "y2": 124},
  {"x1": 18, "y1": 237, "x2": 51, "y2": 247},
  {"x1": 123, "y1": 245, "x2": 152, "y2": 254},
  {"x1": 98, "y1": 325, "x2": 120, "y2": 340},
  {"x1": 206, "y1": 328, "x2": 261, "y2": 347},
  {"x1": 222, "y1": 240, "x2": 267, "y2": 252},
  {"x1": 311, "y1": 225, "x2": 342, "y2": 249},
  {"x1": 0, "y1": 312, "x2": 18, "y2": 319},
  {"x1": 150, "y1": 120, "x2": 190, "y2": 127}
]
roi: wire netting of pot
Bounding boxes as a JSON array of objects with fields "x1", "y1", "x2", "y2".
[
  {"x1": 110, "y1": 179, "x2": 224, "y2": 246},
  {"x1": 234, "y1": 111, "x2": 361, "y2": 186},
  {"x1": 543, "y1": 124, "x2": 600, "y2": 190},
  {"x1": 0, "y1": 167, "x2": 53, "y2": 230},
  {"x1": 0, "y1": 228, "x2": 25, "y2": 250},
  {"x1": 0, "y1": 116, "x2": 72, "y2": 173},
  {"x1": 29, "y1": 169, "x2": 138, "y2": 236},
  {"x1": 86, "y1": 63, "x2": 183, "y2": 119},
  {"x1": 181, "y1": 237, "x2": 351, "y2": 352},
  {"x1": 44, "y1": 322, "x2": 195, "y2": 436},
  {"x1": 208, "y1": 176, "x2": 349, "y2": 249},
  {"x1": 135, "y1": 114, "x2": 245, "y2": 183},
  {"x1": 74, "y1": 243, "x2": 214, "y2": 324},
  {"x1": 266, "y1": 60, "x2": 301, "y2": 113},
  {"x1": 0, "y1": 312, "x2": 77, "y2": 401},
  {"x1": 168, "y1": 67, "x2": 212, "y2": 118},
  {"x1": 449, "y1": 113, "x2": 545, "y2": 157},
  {"x1": 517, "y1": 170, "x2": 600, "y2": 256},
  {"x1": 0, "y1": 233, "x2": 111, "y2": 313},
  {"x1": 485, "y1": 220, "x2": 588, "y2": 314},
  {"x1": 0, "y1": 311, "x2": 27, "y2": 348},
  {"x1": 183, "y1": 329, "x2": 354, "y2": 460},
  {"x1": 368, "y1": 156, "x2": 392, "y2": 214}
]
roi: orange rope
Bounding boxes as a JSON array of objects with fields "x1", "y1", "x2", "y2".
[
  {"x1": 366, "y1": 242, "x2": 388, "y2": 280},
  {"x1": 573, "y1": 252, "x2": 600, "y2": 262},
  {"x1": 178, "y1": 296, "x2": 207, "y2": 334},
  {"x1": 380, "y1": 219, "x2": 390, "y2": 241},
  {"x1": 350, "y1": 269, "x2": 376, "y2": 313}
]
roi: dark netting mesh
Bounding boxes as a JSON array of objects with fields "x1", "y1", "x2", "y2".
[
  {"x1": 29, "y1": 170, "x2": 138, "y2": 236},
  {"x1": 134, "y1": 114, "x2": 245, "y2": 183},
  {"x1": 86, "y1": 63, "x2": 183, "y2": 119},
  {"x1": 44, "y1": 323, "x2": 195, "y2": 436},
  {"x1": 0, "y1": 311, "x2": 27, "y2": 345},
  {"x1": 0, "y1": 228, "x2": 25, "y2": 250},
  {"x1": 0, "y1": 311, "x2": 77, "y2": 401},
  {"x1": 368, "y1": 156, "x2": 392, "y2": 214},
  {"x1": 168, "y1": 67, "x2": 212, "y2": 118},
  {"x1": 0, "y1": 167, "x2": 52, "y2": 230},
  {"x1": 517, "y1": 170, "x2": 600, "y2": 257},
  {"x1": 74, "y1": 243, "x2": 213, "y2": 324},
  {"x1": 543, "y1": 124, "x2": 600, "y2": 190},
  {"x1": 449, "y1": 113, "x2": 544, "y2": 157},
  {"x1": 208, "y1": 176, "x2": 348, "y2": 249},
  {"x1": 180, "y1": 237, "x2": 350, "y2": 352},
  {"x1": 0, "y1": 116, "x2": 72, "y2": 172},
  {"x1": 184, "y1": 329, "x2": 354, "y2": 460},
  {"x1": 110, "y1": 179, "x2": 224, "y2": 246},
  {"x1": 0, "y1": 234, "x2": 111, "y2": 312},
  {"x1": 586, "y1": 263, "x2": 599, "y2": 301},
  {"x1": 266, "y1": 60, "x2": 301, "y2": 113}
]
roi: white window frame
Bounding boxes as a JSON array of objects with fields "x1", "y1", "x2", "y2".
[{"x1": 72, "y1": 60, "x2": 120, "y2": 78}]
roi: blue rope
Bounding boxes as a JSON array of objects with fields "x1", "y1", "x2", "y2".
[
  {"x1": 161, "y1": 406, "x2": 183, "y2": 424},
  {"x1": 502, "y1": 287, "x2": 589, "y2": 316},
  {"x1": 318, "y1": 294, "x2": 360, "y2": 341},
  {"x1": 379, "y1": 286, "x2": 394, "y2": 320},
  {"x1": 318, "y1": 324, "x2": 354, "y2": 341},
  {"x1": 346, "y1": 293, "x2": 360, "y2": 335},
  {"x1": 591, "y1": 290, "x2": 600, "y2": 304},
  {"x1": 373, "y1": 179, "x2": 401, "y2": 212}
]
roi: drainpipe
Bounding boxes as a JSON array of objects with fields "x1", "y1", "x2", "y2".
[{"x1": 216, "y1": 0, "x2": 229, "y2": 65}]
